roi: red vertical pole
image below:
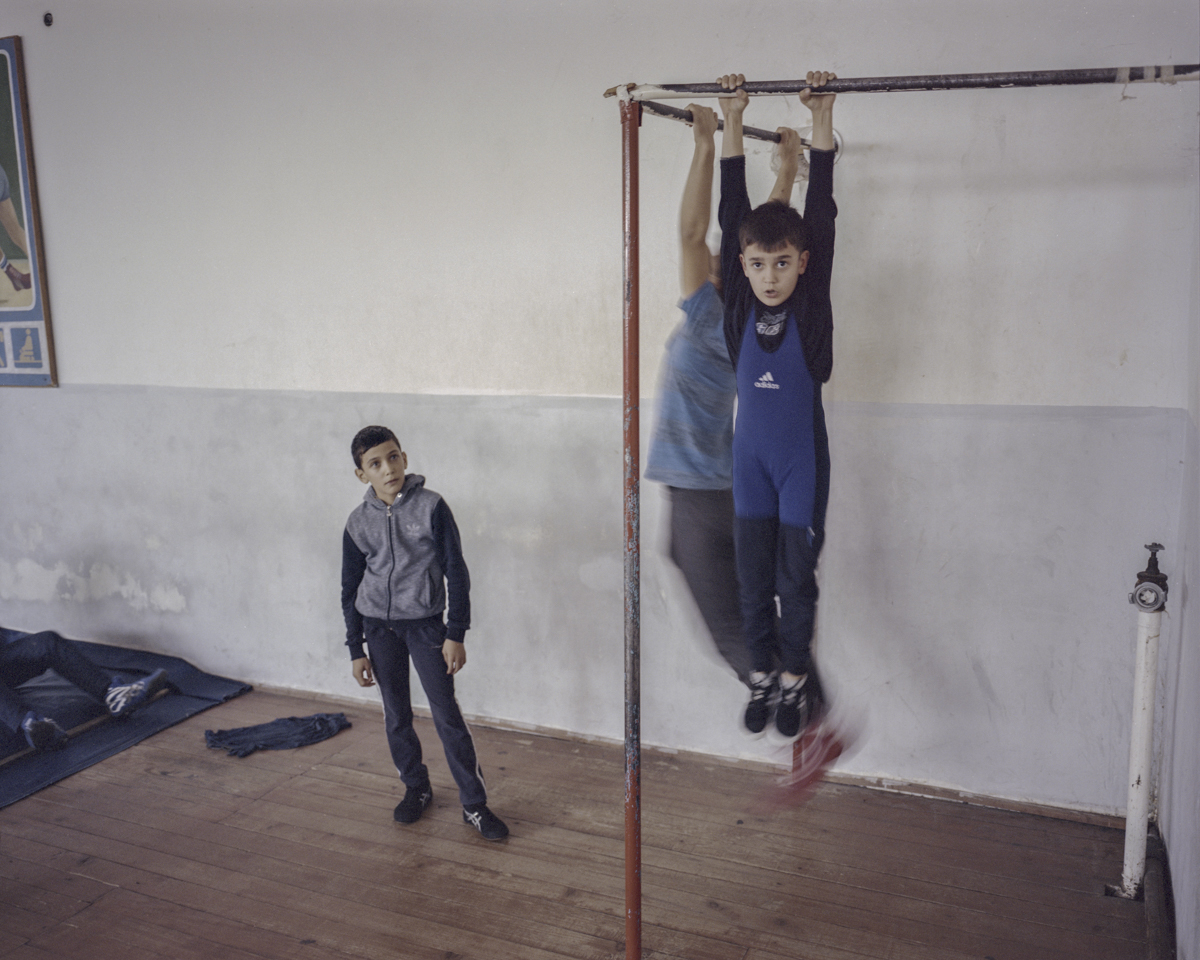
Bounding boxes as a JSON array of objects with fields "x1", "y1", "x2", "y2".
[{"x1": 619, "y1": 94, "x2": 642, "y2": 960}]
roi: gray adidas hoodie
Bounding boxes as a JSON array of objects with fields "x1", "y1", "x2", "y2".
[{"x1": 341, "y1": 474, "x2": 471, "y2": 660}]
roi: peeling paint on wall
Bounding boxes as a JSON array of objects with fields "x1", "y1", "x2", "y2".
[
  {"x1": 9, "y1": 523, "x2": 45, "y2": 551},
  {"x1": 0, "y1": 559, "x2": 186, "y2": 613}
]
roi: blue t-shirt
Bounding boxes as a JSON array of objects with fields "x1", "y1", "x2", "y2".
[{"x1": 645, "y1": 281, "x2": 736, "y2": 489}]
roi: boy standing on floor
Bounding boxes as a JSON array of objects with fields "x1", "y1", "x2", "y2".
[
  {"x1": 341, "y1": 425, "x2": 508, "y2": 841},
  {"x1": 718, "y1": 71, "x2": 839, "y2": 740},
  {"x1": 645, "y1": 104, "x2": 805, "y2": 689}
]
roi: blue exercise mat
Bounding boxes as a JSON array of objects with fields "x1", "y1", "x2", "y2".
[{"x1": 0, "y1": 637, "x2": 251, "y2": 808}]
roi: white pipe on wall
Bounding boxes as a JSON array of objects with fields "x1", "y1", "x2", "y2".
[
  {"x1": 1112, "y1": 545, "x2": 1169, "y2": 900},
  {"x1": 1119, "y1": 606, "x2": 1161, "y2": 897}
]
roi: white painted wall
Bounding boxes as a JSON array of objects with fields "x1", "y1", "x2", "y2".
[
  {"x1": 1157, "y1": 176, "x2": 1199, "y2": 958},
  {"x1": 1, "y1": 388, "x2": 1186, "y2": 805},
  {"x1": 1, "y1": 0, "x2": 1193, "y2": 406},
  {"x1": 1158, "y1": 419, "x2": 1198, "y2": 959},
  {"x1": 0, "y1": 1, "x2": 1197, "y2": 952}
]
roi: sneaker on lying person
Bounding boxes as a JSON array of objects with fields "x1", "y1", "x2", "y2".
[
  {"x1": 21, "y1": 711, "x2": 69, "y2": 752},
  {"x1": 105, "y1": 668, "x2": 169, "y2": 718}
]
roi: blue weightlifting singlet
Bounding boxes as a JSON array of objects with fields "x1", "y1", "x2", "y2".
[{"x1": 732, "y1": 307, "x2": 817, "y2": 528}]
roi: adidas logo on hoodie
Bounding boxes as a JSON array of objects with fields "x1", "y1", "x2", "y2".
[{"x1": 754, "y1": 372, "x2": 781, "y2": 390}]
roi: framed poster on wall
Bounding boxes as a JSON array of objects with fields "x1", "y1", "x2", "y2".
[{"x1": 0, "y1": 35, "x2": 55, "y2": 386}]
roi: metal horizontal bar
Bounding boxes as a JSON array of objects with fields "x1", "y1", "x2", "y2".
[
  {"x1": 638, "y1": 101, "x2": 844, "y2": 161},
  {"x1": 606, "y1": 64, "x2": 1199, "y2": 100},
  {"x1": 639, "y1": 100, "x2": 788, "y2": 144}
]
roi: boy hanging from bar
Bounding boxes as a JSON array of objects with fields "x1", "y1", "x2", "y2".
[
  {"x1": 645, "y1": 102, "x2": 806, "y2": 691},
  {"x1": 717, "y1": 71, "x2": 838, "y2": 741}
]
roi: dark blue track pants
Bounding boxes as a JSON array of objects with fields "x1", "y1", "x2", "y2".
[
  {"x1": 363, "y1": 617, "x2": 487, "y2": 807},
  {"x1": 734, "y1": 519, "x2": 823, "y2": 676}
]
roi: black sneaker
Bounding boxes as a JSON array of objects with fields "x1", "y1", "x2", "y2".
[
  {"x1": 775, "y1": 674, "x2": 811, "y2": 739},
  {"x1": 393, "y1": 781, "x2": 433, "y2": 824},
  {"x1": 462, "y1": 803, "x2": 509, "y2": 841},
  {"x1": 21, "y1": 711, "x2": 69, "y2": 752},
  {"x1": 105, "y1": 668, "x2": 169, "y2": 717},
  {"x1": 743, "y1": 671, "x2": 778, "y2": 735}
]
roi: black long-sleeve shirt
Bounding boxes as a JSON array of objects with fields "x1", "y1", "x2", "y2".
[{"x1": 719, "y1": 148, "x2": 837, "y2": 382}]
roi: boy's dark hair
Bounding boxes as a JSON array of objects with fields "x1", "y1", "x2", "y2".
[
  {"x1": 351, "y1": 425, "x2": 400, "y2": 468},
  {"x1": 739, "y1": 200, "x2": 808, "y2": 254}
]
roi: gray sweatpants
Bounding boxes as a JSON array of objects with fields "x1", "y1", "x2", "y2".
[{"x1": 666, "y1": 487, "x2": 751, "y2": 686}]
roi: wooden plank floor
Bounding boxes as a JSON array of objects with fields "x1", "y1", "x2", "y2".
[{"x1": 0, "y1": 688, "x2": 1147, "y2": 960}]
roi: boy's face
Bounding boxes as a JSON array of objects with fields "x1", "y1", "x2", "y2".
[
  {"x1": 739, "y1": 241, "x2": 809, "y2": 307},
  {"x1": 356, "y1": 440, "x2": 408, "y2": 505}
]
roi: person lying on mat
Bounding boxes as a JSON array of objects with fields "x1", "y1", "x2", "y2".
[{"x1": 0, "y1": 626, "x2": 169, "y2": 752}]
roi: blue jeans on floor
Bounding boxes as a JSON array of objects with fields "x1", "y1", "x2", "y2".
[{"x1": 363, "y1": 616, "x2": 487, "y2": 807}]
